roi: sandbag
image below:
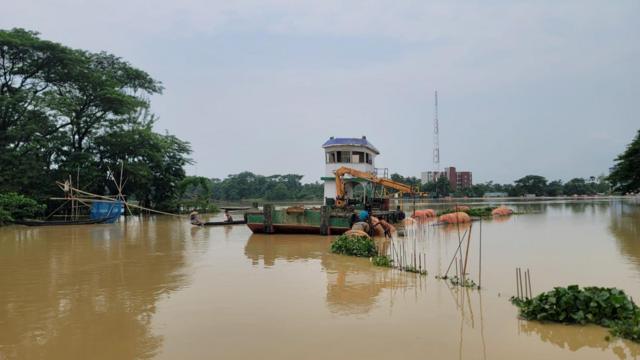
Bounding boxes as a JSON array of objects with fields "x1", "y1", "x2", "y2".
[
  {"x1": 439, "y1": 212, "x2": 471, "y2": 224},
  {"x1": 492, "y1": 206, "x2": 513, "y2": 216},
  {"x1": 344, "y1": 229, "x2": 370, "y2": 239},
  {"x1": 413, "y1": 209, "x2": 436, "y2": 218}
]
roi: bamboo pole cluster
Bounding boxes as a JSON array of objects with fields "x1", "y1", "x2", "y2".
[
  {"x1": 387, "y1": 237, "x2": 427, "y2": 275},
  {"x1": 438, "y1": 220, "x2": 482, "y2": 289},
  {"x1": 515, "y1": 267, "x2": 533, "y2": 300}
]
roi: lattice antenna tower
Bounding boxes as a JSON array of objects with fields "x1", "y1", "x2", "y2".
[{"x1": 433, "y1": 90, "x2": 440, "y2": 171}]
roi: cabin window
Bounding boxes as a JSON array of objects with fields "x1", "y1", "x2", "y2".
[
  {"x1": 351, "y1": 151, "x2": 365, "y2": 163},
  {"x1": 366, "y1": 153, "x2": 372, "y2": 164},
  {"x1": 336, "y1": 151, "x2": 350, "y2": 163},
  {"x1": 326, "y1": 152, "x2": 336, "y2": 163}
]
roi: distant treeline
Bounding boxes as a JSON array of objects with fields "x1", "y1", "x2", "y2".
[
  {"x1": 177, "y1": 172, "x2": 324, "y2": 209},
  {"x1": 390, "y1": 173, "x2": 612, "y2": 198}
]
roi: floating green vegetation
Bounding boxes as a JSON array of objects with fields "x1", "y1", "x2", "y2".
[
  {"x1": 437, "y1": 206, "x2": 497, "y2": 218},
  {"x1": 330, "y1": 235, "x2": 377, "y2": 257},
  {"x1": 372, "y1": 255, "x2": 393, "y2": 267},
  {"x1": 511, "y1": 285, "x2": 640, "y2": 343},
  {"x1": 401, "y1": 265, "x2": 427, "y2": 275},
  {"x1": 445, "y1": 275, "x2": 479, "y2": 289}
]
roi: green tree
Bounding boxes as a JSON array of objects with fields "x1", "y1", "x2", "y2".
[
  {"x1": 0, "y1": 28, "x2": 190, "y2": 210},
  {"x1": 609, "y1": 129, "x2": 640, "y2": 193},
  {"x1": 0, "y1": 192, "x2": 45, "y2": 223},
  {"x1": 421, "y1": 176, "x2": 451, "y2": 198},
  {"x1": 546, "y1": 180, "x2": 564, "y2": 196},
  {"x1": 563, "y1": 178, "x2": 590, "y2": 195},
  {"x1": 513, "y1": 175, "x2": 548, "y2": 196}
]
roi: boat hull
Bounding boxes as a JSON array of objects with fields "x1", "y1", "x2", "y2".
[
  {"x1": 14, "y1": 217, "x2": 116, "y2": 226},
  {"x1": 201, "y1": 220, "x2": 247, "y2": 226},
  {"x1": 246, "y1": 223, "x2": 350, "y2": 235},
  {"x1": 245, "y1": 206, "x2": 352, "y2": 235}
]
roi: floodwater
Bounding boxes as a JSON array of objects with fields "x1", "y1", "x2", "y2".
[{"x1": 1, "y1": 200, "x2": 640, "y2": 359}]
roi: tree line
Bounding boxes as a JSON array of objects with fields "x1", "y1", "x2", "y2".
[
  {"x1": 178, "y1": 172, "x2": 323, "y2": 205},
  {"x1": 0, "y1": 29, "x2": 191, "y2": 212},
  {"x1": 389, "y1": 129, "x2": 639, "y2": 198}
]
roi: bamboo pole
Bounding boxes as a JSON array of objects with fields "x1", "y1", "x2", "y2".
[
  {"x1": 462, "y1": 223, "x2": 473, "y2": 279},
  {"x1": 518, "y1": 268, "x2": 524, "y2": 299},
  {"x1": 479, "y1": 218, "x2": 482, "y2": 289},
  {"x1": 516, "y1": 268, "x2": 521, "y2": 299}
]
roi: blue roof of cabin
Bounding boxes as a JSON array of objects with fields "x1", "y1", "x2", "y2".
[{"x1": 322, "y1": 137, "x2": 379, "y2": 154}]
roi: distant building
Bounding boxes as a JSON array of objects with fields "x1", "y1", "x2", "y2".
[{"x1": 420, "y1": 166, "x2": 473, "y2": 191}]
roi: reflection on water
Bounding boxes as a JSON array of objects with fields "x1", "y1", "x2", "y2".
[
  {"x1": 244, "y1": 234, "x2": 423, "y2": 315},
  {"x1": 610, "y1": 203, "x2": 640, "y2": 267},
  {"x1": 519, "y1": 321, "x2": 639, "y2": 359},
  {"x1": 0, "y1": 218, "x2": 188, "y2": 359}
]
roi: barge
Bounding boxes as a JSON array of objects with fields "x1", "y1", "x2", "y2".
[{"x1": 246, "y1": 136, "x2": 413, "y2": 235}]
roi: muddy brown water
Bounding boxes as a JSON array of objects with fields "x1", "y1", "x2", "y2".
[{"x1": 1, "y1": 200, "x2": 640, "y2": 359}]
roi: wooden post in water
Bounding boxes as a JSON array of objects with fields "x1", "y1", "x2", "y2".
[
  {"x1": 319, "y1": 205, "x2": 331, "y2": 235},
  {"x1": 518, "y1": 268, "x2": 524, "y2": 299},
  {"x1": 462, "y1": 223, "x2": 473, "y2": 280},
  {"x1": 479, "y1": 218, "x2": 482, "y2": 289},
  {"x1": 516, "y1": 268, "x2": 521, "y2": 299},
  {"x1": 263, "y1": 204, "x2": 274, "y2": 234}
]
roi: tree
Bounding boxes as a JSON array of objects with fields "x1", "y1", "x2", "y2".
[
  {"x1": 563, "y1": 178, "x2": 590, "y2": 196},
  {"x1": 609, "y1": 129, "x2": 640, "y2": 193},
  {"x1": 0, "y1": 28, "x2": 190, "y2": 209},
  {"x1": 514, "y1": 175, "x2": 548, "y2": 196},
  {"x1": 546, "y1": 180, "x2": 564, "y2": 196},
  {"x1": 0, "y1": 29, "x2": 84, "y2": 197},
  {"x1": 421, "y1": 176, "x2": 451, "y2": 198}
]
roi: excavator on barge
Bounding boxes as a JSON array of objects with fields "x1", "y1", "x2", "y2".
[{"x1": 245, "y1": 165, "x2": 418, "y2": 235}]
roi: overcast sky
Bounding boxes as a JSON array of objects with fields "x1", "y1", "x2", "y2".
[{"x1": 4, "y1": 1, "x2": 639, "y2": 183}]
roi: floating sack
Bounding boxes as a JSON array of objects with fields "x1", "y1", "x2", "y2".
[
  {"x1": 439, "y1": 212, "x2": 471, "y2": 224},
  {"x1": 454, "y1": 205, "x2": 470, "y2": 212},
  {"x1": 492, "y1": 206, "x2": 513, "y2": 216},
  {"x1": 344, "y1": 229, "x2": 370, "y2": 239},
  {"x1": 413, "y1": 209, "x2": 436, "y2": 218}
]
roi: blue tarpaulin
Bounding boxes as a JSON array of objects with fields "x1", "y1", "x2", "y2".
[{"x1": 90, "y1": 201, "x2": 123, "y2": 223}]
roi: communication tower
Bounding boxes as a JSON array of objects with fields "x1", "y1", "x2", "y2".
[{"x1": 433, "y1": 90, "x2": 440, "y2": 171}]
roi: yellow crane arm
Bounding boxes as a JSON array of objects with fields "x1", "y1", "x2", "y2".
[{"x1": 334, "y1": 166, "x2": 415, "y2": 207}]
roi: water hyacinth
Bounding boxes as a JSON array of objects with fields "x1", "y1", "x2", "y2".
[{"x1": 511, "y1": 285, "x2": 640, "y2": 343}]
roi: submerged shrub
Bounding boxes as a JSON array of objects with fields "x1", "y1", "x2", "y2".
[
  {"x1": 511, "y1": 285, "x2": 640, "y2": 343},
  {"x1": 372, "y1": 255, "x2": 392, "y2": 267},
  {"x1": 330, "y1": 234, "x2": 377, "y2": 257},
  {"x1": 0, "y1": 193, "x2": 45, "y2": 224}
]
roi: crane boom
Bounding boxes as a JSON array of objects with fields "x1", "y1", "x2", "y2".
[{"x1": 334, "y1": 166, "x2": 415, "y2": 207}]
